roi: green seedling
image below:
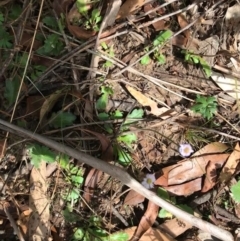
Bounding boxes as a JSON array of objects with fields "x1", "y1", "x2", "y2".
[
  {"x1": 76, "y1": 0, "x2": 102, "y2": 31},
  {"x1": 101, "y1": 42, "x2": 114, "y2": 67},
  {"x1": 191, "y1": 95, "x2": 217, "y2": 120},
  {"x1": 157, "y1": 187, "x2": 193, "y2": 219},
  {"x1": 58, "y1": 154, "x2": 84, "y2": 204},
  {"x1": 182, "y1": 50, "x2": 212, "y2": 77},
  {"x1": 96, "y1": 85, "x2": 114, "y2": 110},
  {"x1": 231, "y1": 181, "x2": 240, "y2": 203},
  {"x1": 42, "y1": 16, "x2": 59, "y2": 31},
  {"x1": 141, "y1": 30, "x2": 172, "y2": 65},
  {"x1": 98, "y1": 108, "x2": 143, "y2": 165},
  {"x1": 4, "y1": 77, "x2": 20, "y2": 107},
  {"x1": 28, "y1": 144, "x2": 57, "y2": 168},
  {"x1": 0, "y1": 26, "x2": 12, "y2": 48},
  {"x1": 49, "y1": 111, "x2": 76, "y2": 129},
  {"x1": 37, "y1": 34, "x2": 65, "y2": 56},
  {"x1": 72, "y1": 214, "x2": 128, "y2": 241}
]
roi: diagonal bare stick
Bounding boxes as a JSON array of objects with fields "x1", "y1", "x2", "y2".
[{"x1": 0, "y1": 118, "x2": 234, "y2": 241}]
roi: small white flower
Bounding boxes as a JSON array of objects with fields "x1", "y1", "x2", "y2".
[
  {"x1": 141, "y1": 173, "x2": 156, "y2": 189},
  {"x1": 179, "y1": 143, "x2": 194, "y2": 157}
]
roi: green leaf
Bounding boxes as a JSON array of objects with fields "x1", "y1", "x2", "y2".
[
  {"x1": 115, "y1": 146, "x2": 132, "y2": 165},
  {"x1": 9, "y1": 5, "x2": 22, "y2": 20},
  {"x1": 91, "y1": 9, "x2": 100, "y2": 19},
  {"x1": 141, "y1": 55, "x2": 151, "y2": 65},
  {"x1": 37, "y1": 34, "x2": 64, "y2": 56},
  {"x1": 49, "y1": 111, "x2": 76, "y2": 128},
  {"x1": 0, "y1": 12, "x2": 4, "y2": 25},
  {"x1": 76, "y1": 0, "x2": 88, "y2": 13},
  {"x1": 98, "y1": 112, "x2": 109, "y2": 120},
  {"x1": 63, "y1": 205, "x2": 79, "y2": 222},
  {"x1": 155, "y1": 53, "x2": 166, "y2": 64},
  {"x1": 199, "y1": 58, "x2": 212, "y2": 77},
  {"x1": 157, "y1": 187, "x2": 170, "y2": 201},
  {"x1": 64, "y1": 188, "x2": 80, "y2": 202},
  {"x1": 58, "y1": 154, "x2": 70, "y2": 169},
  {"x1": 42, "y1": 16, "x2": 58, "y2": 30},
  {"x1": 0, "y1": 28, "x2": 12, "y2": 48},
  {"x1": 96, "y1": 86, "x2": 113, "y2": 110},
  {"x1": 158, "y1": 208, "x2": 173, "y2": 218},
  {"x1": 124, "y1": 109, "x2": 144, "y2": 125},
  {"x1": 191, "y1": 95, "x2": 217, "y2": 120},
  {"x1": 102, "y1": 232, "x2": 129, "y2": 241},
  {"x1": 117, "y1": 133, "x2": 137, "y2": 149},
  {"x1": 4, "y1": 77, "x2": 20, "y2": 106},
  {"x1": 111, "y1": 110, "x2": 123, "y2": 119},
  {"x1": 101, "y1": 42, "x2": 108, "y2": 50},
  {"x1": 16, "y1": 52, "x2": 28, "y2": 68},
  {"x1": 28, "y1": 144, "x2": 56, "y2": 167},
  {"x1": 73, "y1": 228, "x2": 85, "y2": 240},
  {"x1": 71, "y1": 175, "x2": 84, "y2": 185},
  {"x1": 177, "y1": 204, "x2": 194, "y2": 215},
  {"x1": 31, "y1": 65, "x2": 46, "y2": 80},
  {"x1": 231, "y1": 181, "x2": 240, "y2": 203},
  {"x1": 153, "y1": 30, "x2": 172, "y2": 46}
]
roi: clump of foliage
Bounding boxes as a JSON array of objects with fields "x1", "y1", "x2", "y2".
[
  {"x1": 182, "y1": 50, "x2": 212, "y2": 77},
  {"x1": 141, "y1": 30, "x2": 172, "y2": 65},
  {"x1": 191, "y1": 95, "x2": 217, "y2": 120}
]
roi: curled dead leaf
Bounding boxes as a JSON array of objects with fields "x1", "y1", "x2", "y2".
[
  {"x1": 117, "y1": 0, "x2": 145, "y2": 19},
  {"x1": 164, "y1": 178, "x2": 202, "y2": 196}
]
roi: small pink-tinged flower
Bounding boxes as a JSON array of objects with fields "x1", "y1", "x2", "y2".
[
  {"x1": 179, "y1": 143, "x2": 194, "y2": 157},
  {"x1": 141, "y1": 173, "x2": 156, "y2": 189}
]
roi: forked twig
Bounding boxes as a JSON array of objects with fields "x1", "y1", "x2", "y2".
[{"x1": 0, "y1": 118, "x2": 234, "y2": 241}]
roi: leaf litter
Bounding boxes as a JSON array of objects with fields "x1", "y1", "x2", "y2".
[{"x1": 1, "y1": 0, "x2": 240, "y2": 241}]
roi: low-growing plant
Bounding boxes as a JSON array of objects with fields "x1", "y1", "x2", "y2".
[
  {"x1": 101, "y1": 42, "x2": 114, "y2": 68},
  {"x1": 157, "y1": 187, "x2": 193, "y2": 219},
  {"x1": 191, "y1": 95, "x2": 217, "y2": 120},
  {"x1": 182, "y1": 50, "x2": 212, "y2": 77},
  {"x1": 76, "y1": 0, "x2": 102, "y2": 31},
  {"x1": 141, "y1": 30, "x2": 172, "y2": 65},
  {"x1": 231, "y1": 180, "x2": 240, "y2": 203},
  {"x1": 58, "y1": 154, "x2": 84, "y2": 204},
  {"x1": 96, "y1": 85, "x2": 144, "y2": 165}
]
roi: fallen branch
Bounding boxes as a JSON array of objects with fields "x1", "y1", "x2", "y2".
[{"x1": 0, "y1": 118, "x2": 234, "y2": 241}]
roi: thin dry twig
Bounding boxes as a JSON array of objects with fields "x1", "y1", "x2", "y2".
[
  {"x1": 0, "y1": 118, "x2": 234, "y2": 241},
  {"x1": 4, "y1": 203, "x2": 25, "y2": 241}
]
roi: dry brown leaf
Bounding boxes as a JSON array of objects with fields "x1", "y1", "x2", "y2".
[
  {"x1": 118, "y1": 0, "x2": 145, "y2": 19},
  {"x1": 155, "y1": 142, "x2": 229, "y2": 187},
  {"x1": 177, "y1": 14, "x2": 190, "y2": 39},
  {"x1": 126, "y1": 86, "x2": 174, "y2": 117},
  {"x1": 159, "y1": 218, "x2": 192, "y2": 238},
  {"x1": 28, "y1": 163, "x2": 50, "y2": 241},
  {"x1": 143, "y1": 3, "x2": 168, "y2": 31},
  {"x1": 124, "y1": 189, "x2": 145, "y2": 206},
  {"x1": 67, "y1": 22, "x2": 96, "y2": 39},
  {"x1": 167, "y1": 154, "x2": 229, "y2": 186},
  {"x1": 123, "y1": 226, "x2": 176, "y2": 241},
  {"x1": 39, "y1": 91, "x2": 66, "y2": 125},
  {"x1": 130, "y1": 201, "x2": 159, "y2": 241},
  {"x1": 201, "y1": 161, "x2": 219, "y2": 193},
  {"x1": 82, "y1": 168, "x2": 103, "y2": 208},
  {"x1": 192, "y1": 142, "x2": 229, "y2": 156},
  {"x1": 164, "y1": 178, "x2": 202, "y2": 196},
  {"x1": 219, "y1": 142, "x2": 240, "y2": 183},
  {"x1": 82, "y1": 129, "x2": 113, "y2": 162}
]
